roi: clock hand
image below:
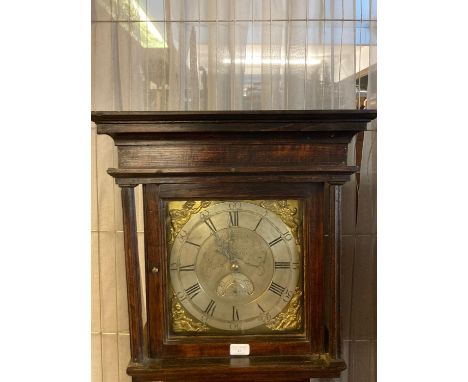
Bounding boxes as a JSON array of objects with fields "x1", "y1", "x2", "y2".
[
  {"x1": 213, "y1": 233, "x2": 233, "y2": 261},
  {"x1": 213, "y1": 229, "x2": 237, "y2": 262},
  {"x1": 213, "y1": 230, "x2": 267, "y2": 276},
  {"x1": 212, "y1": 230, "x2": 245, "y2": 273},
  {"x1": 234, "y1": 257, "x2": 265, "y2": 276}
]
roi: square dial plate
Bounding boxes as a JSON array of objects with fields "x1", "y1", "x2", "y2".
[{"x1": 166, "y1": 200, "x2": 304, "y2": 335}]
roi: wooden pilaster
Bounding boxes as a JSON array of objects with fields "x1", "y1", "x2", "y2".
[
  {"x1": 120, "y1": 185, "x2": 145, "y2": 363},
  {"x1": 328, "y1": 183, "x2": 343, "y2": 359}
]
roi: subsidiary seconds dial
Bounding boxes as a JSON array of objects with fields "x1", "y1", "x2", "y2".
[{"x1": 169, "y1": 201, "x2": 300, "y2": 331}]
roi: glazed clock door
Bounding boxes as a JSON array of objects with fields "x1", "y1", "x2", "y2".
[{"x1": 142, "y1": 182, "x2": 324, "y2": 359}]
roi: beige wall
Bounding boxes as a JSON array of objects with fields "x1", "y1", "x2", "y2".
[{"x1": 92, "y1": 128, "x2": 147, "y2": 382}]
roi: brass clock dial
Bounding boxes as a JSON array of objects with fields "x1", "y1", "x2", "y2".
[{"x1": 168, "y1": 200, "x2": 303, "y2": 333}]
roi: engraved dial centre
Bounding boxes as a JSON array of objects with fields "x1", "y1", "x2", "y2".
[{"x1": 196, "y1": 227, "x2": 274, "y2": 305}]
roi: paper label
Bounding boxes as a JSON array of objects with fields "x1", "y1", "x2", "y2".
[{"x1": 230, "y1": 344, "x2": 250, "y2": 356}]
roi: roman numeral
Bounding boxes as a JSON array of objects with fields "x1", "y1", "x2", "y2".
[
  {"x1": 268, "y1": 282, "x2": 286, "y2": 297},
  {"x1": 257, "y1": 303, "x2": 265, "y2": 313},
  {"x1": 204, "y1": 299, "x2": 216, "y2": 317},
  {"x1": 232, "y1": 306, "x2": 240, "y2": 321},
  {"x1": 179, "y1": 264, "x2": 195, "y2": 272},
  {"x1": 185, "y1": 283, "x2": 201, "y2": 299},
  {"x1": 229, "y1": 211, "x2": 239, "y2": 226},
  {"x1": 274, "y1": 261, "x2": 291, "y2": 269},
  {"x1": 253, "y1": 218, "x2": 262, "y2": 232},
  {"x1": 269, "y1": 236, "x2": 283, "y2": 247},
  {"x1": 204, "y1": 218, "x2": 217, "y2": 233},
  {"x1": 185, "y1": 240, "x2": 200, "y2": 247}
]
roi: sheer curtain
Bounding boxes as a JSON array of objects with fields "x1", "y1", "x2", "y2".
[{"x1": 92, "y1": 0, "x2": 377, "y2": 111}]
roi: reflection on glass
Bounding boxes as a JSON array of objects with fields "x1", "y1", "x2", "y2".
[{"x1": 92, "y1": 0, "x2": 376, "y2": 111}]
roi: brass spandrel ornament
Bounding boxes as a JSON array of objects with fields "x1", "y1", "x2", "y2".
[
  {"x1": 259, "y1": 200, "x2": 302, "y2": 245},
  {"x1": 171, "y1": 292, "x2": 209, "y2": 333},
  {"x1": 265, "y1": 288, "x2": 303, "y2": 331},
  {"x1": 168, "y1": 201, "x2": 213, "y2": 245}
]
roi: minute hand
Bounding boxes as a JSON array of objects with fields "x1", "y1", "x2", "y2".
[{"x1": 213, "y1": 230, "x2": 235, "y2": 261}]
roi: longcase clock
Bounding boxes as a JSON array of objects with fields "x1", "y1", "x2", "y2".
[{"x1": 92, "y1": 110, "x2": 377, "y2": 382}]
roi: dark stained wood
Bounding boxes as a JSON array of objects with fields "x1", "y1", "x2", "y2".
[
  {"x1": 93, "y1": 110, "x2": 377, "y2": 382},
  {"x1": 108, "y1": 166, "x2": 358, "y2": 187},
  {"x1": 98, "y1": 122, "x2": 368, "y2": 141},
  {"x1": 142, "y1": 184, "x2": 165, "y2": 358},
  {"x1": 305, "y1": 186, "x2": 324, "y2": 353},
  {"x1": 158, "y1": 182, "x2": 316, "y2": 199},
  {"x1": 142, "y1": 182, "x2": 319, "y2": 359},
  {"x1": 328, "y1": 184, "x2": 343, "y2": 358},
  {"x1": 92, "y1": 110, "x2": 376, "y2": 134},
  {"x1": 118, "y1": 142, "x2": 347, "y2": 169},
  {"x1": 92, "y1": 109, "x2": 376, "y2": 121},
  {"x1": 127, "y1": 355, "x2": 346, "y2": 381},
  {"x1": 108, "y1": 165, "x2": 357, "y2": 176},
  {"x1": 110, "y1": 132, "x2": 356, "y2": 145},
  {"x1": 120, "y1": 186, "x2": 144, "y2": 363},
  {"x1": 161, "y1": 340, "x2": 312, "y2": 358},
  {"x1": 112, "y1": 174, "x2": 355, "y2": 188}
]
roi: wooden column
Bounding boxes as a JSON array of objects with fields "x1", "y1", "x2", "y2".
[
  {"x1": 328, "y1": 183, "x2": 343, "y2": 359},
  {"x1": 120, "y1": 185, "x2": 144, "y2": 363},
  {"x1": 306, "y1": 186, "x2": 324, "y2": 354},
  {"x1": 142, "y1": 184, "x2": 164, "y2": 358}
]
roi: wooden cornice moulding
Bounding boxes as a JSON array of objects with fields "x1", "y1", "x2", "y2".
[
  {"x1": 107, "y1": 165, "x2": 359, "y2": 176},
  {"x1": 93, "y1": 110, "x2": 377, "y2": 136},
  {"x1": 92, "y1": 110, "x2": 376, "y2": 184},
  {"x1": 92, "y1": 110, "x2": 376, "y2": 123}
]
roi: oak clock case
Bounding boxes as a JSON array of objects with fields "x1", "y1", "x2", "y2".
[
  {"x1": 167, "y1": 200, "x2": 303, "y2": 335},
  {"x1": 92, "y1": 110, "x2": 377, "y2": 382}
]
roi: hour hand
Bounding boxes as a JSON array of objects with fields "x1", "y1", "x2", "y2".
[{"x1": 235, "y1": 257, "x2": 265, "y2": 275}]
